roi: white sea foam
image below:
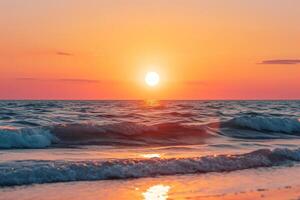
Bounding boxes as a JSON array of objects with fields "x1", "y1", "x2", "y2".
[
  {"x1": 228, "y1": 116, "x2": 300, "y2": 133},
  {"x1": 1, "y1": 148, "x2": 300, "y2": 186},
  {"x1": 0, "y1": 128, "x2": 56, "y2": 149}
]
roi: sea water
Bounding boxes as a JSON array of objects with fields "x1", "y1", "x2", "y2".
[{"x1": 0, "y1": 100, "x2": 300, "y2": 199}]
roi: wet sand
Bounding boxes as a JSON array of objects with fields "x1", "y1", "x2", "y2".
[{"x1": 193, "y1": 186, "x2": 300, "y2": 200}]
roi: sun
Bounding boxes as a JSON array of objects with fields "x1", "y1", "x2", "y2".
[{"x1": 145, "y1": 71, "x2": 160, "y2": 87}]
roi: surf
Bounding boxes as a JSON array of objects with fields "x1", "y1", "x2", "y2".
[
  {"x1": 1, "y1": 115, "x2": 300, "y2": 149},
  {"x1": 1, "y1": 147, "x2": 300, "y2": 186}
]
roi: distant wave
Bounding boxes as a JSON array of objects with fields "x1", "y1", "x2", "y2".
[
  {"x1": 220, "y1": 116, "x2": 300, "y2": 139},
  {"x1": 0, "y1": 122, "x2": 210, "y2": 149},
  {"x1": 0, "y1": 116, "x2": 300, "y2": 149},
  {"x1": 165, "y1": 111, "x2": 196, "y2": 117},
  {"x1": 225, "y1": 116, "x2": 300, "y2": 133},
  {"x1": 1, "y1": 147, "x2": 300, "y2": 186}
]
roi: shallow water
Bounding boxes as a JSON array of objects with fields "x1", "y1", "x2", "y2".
[{"x1": 0, "y1": 100, "x2": 300, "y2": 194}]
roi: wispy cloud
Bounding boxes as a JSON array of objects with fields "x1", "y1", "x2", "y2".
[
  {"x1": 258, "y1": 59, "x2": 300, "y2": 65},
  {"x1": 56, "y1": 51, "x2": 74, "y2": 56},
  {"x1": 16, "y1": 78, "x2": 101, "y2": 84},
  {"x1": 57, "y1": 79, "x2": 101, "y2": 83},
  {"x1": 16, "y1": 78, "x2": 39, "y2": 81}
]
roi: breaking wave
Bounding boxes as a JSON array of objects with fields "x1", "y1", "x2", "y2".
[
  {"x1": 220, "y1": 116, "x2": 300, "y2": 139},
  {"x1": 225, "y1": 116, "x2": 300, "y2": 133},
  {"x1": 0, "y1": 127, "x2": 56, "y2": 149},
  {"x1": 0, "y1": 116, "x2": 300, "y2": 149},
  {"x1": 0, "y1": 122, "x2": 210, "y2": 149},
  {"x1": 1, "y1": 147, "x2": 300, "y2": 186}
]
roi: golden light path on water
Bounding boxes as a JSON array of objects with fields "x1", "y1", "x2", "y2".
[
  {"x1": 141, "y1": 154, "x2": 161, "y2": 158},
  {"x1": 140, "y1": 153, "x2": 170, "y2": 200},
  {"x1": 142, "y1": 184, "x2": 171, "y2": 200}
]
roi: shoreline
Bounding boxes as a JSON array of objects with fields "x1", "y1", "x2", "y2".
[
  {"x1": 196, "y1": 185, "x2": 300, "y2": 200},
  {"x1": 1, "y1": 165, "x2": 300, "y2": 200}
]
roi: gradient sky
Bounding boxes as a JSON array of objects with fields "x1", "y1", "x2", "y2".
[{"x1": 0, "y1": 0, "x2": 299, "y2": 99}]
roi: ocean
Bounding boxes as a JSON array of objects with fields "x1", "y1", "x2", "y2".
[{"x1": 0, "y1": 100, "x2": 300, "y2": 199}]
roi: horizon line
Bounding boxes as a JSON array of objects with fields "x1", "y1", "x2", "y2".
[{"x1": 0, "y1": 99, "x2": 299, "y2": 101}]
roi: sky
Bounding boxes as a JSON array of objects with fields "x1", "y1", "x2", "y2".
[{"x1": 0, "y1": 0, "x2": 299, "y2": 100}]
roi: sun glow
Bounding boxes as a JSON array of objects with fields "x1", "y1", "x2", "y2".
[{"x1": 145, "y1": 72, "x2": 160, "y2": 87}]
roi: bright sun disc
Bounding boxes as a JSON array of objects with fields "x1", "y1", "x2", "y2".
[{"x1": 145, "y1": 72, "x2": 160, "y2": 87}]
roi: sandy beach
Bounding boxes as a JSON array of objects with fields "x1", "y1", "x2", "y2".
[{"x1": 193, "y1": 186, "x2": 300, "y2": 200}]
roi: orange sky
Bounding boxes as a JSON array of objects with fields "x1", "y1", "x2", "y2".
[{"x1": 0, "y1": 0, "x2": 299, "y2": 99}]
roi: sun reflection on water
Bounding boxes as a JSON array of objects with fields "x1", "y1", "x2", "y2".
[
  {"x1": 142, "y1": 184, "x2": 171, "y2": 200},
  {"x1": 141, "y1": 154, "x2": 161, "y2": 158},
  {"x1": 143, "y1": 99, "x2": 162, "y2": 108}
]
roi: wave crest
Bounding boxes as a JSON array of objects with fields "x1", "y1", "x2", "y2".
[
  {"x1": 0, "y1": 127, "x2": 56, "y2": 149},
  {"x1": 1, "y1": 116, "x2": 300, "y2": 149},
  {"x1": 1, "y1": 148, "x2": 299, "y2": 186},
  {"x1": 51, "y1": 122, "x2": 209, "y2": 145},
  {"x1": 226, "y1": 116, "x2": 300, "y2": 133}
]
